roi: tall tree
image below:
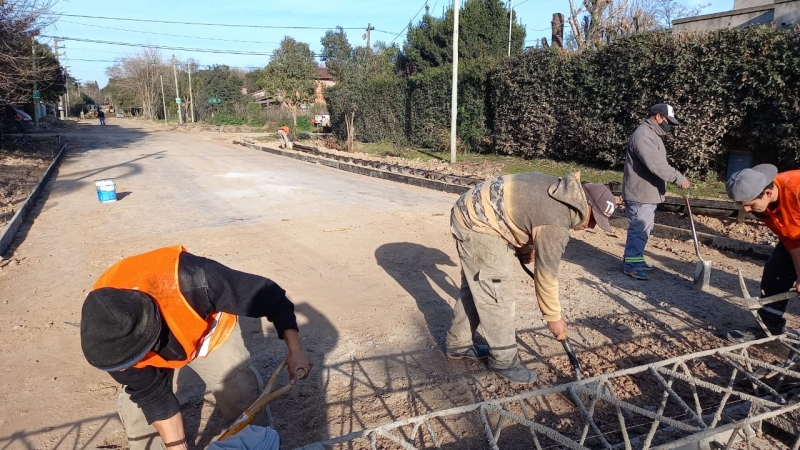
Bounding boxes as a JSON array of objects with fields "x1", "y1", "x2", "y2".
[
  {"x1": 243, "y1": 69, "x2": 264, "y2": 93},
  {"x1": 103, "y1": 78, "x2": 137, "y2": 114},
  {"x1": 320, "y1": 27, "x2": 354, "y2": 82},
  {"x1": 397, "y1": 0, "x2": 526, "y2": 76},
  {"x1": 82, "y1": 81, "x2": 103, "y2": 105},
  {"x1": 105, "y1": 48, "x2": 164, "y2": 119},
  {"x1": 258, "y1": 37, "x2": 317, "y2": 126},
  {"x1": 193, "y1": 65, "x2": 246, "y2": 117}
]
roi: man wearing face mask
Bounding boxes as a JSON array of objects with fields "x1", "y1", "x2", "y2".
[{"x1": 621, "y1": 103, "x2": 691, "y2": 280}]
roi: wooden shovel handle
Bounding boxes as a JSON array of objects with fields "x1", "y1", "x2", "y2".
[{"x1": 217, "y1": 361, "x2": 306, "y2": 440}]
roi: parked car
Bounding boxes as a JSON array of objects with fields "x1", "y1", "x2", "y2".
[
  {"x1": 0, "y1": 104, "x2": 34, "y2": 133},
  {"x1": 116, "y1": 112, "x2": 125, "y2": 118}
]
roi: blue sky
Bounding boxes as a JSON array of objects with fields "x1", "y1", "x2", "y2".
[{"x1": 44, "y1": 0, "x2": 731, "y2": 88}]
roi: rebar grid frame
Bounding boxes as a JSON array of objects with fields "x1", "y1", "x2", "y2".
[{"x1": 296, "y1": 335, "x2": 800, "y2": 450}]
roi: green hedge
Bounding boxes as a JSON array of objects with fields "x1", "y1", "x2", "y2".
[
  {"x1": 326, "y1": 75, "x2": 406, "y2": 145},
  {"x1": 490, "y1": 28, "x2": 800, "y2": 177},
  {"x1": 326, "y1": 61, "x2": 493, "y2": 152}
]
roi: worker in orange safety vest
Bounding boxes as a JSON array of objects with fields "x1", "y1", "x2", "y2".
[{"x1": 80, "y1": 246, "x2": 313, "y2": 450}]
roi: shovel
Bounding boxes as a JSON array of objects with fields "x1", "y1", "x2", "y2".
[
  {"x1": 737, "y1": 269, "x2": 798, "y2": 337},
  {"x1": 217, "y1": 361, "x2": 306, "y2": 441},
  {"x1": 684, "y1": 191, "x2": 712, "y2": 290}
]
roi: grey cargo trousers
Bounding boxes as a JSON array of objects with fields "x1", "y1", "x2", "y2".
[
  {"x1": 118, "y1": 322, "x2": 264, "y2": 450},
  {"x1": 446, "y1": 213, "x2": 519, "y2": 369}
]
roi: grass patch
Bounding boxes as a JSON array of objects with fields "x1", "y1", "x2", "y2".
[{"x1": 355, "y1": 142, "x2": 727, "y2": 199}]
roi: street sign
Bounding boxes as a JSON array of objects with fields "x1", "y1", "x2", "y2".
[
  {"x1": 207, "y1": 97, "x2": 221, "y2": 104},
  {"x1": 175, "y1": 98, "x2": 182, "y2": 104},
  {"x1": 32, "y1": 90, "x2": 40, "y2": 99}
]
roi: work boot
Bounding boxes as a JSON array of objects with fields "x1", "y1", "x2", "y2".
[
  {"x1": 623, "y1": 268, "x2": 649, "y2": 280},
  {"x1": 758, "y1": 310, "x2": 786, "y2": 336},
  {"x1": 447, "y1": 344, "x2": 490, "y2": 361},
  {"x1": 491, "y1": 359, "x2": 538, "y2": 384}
]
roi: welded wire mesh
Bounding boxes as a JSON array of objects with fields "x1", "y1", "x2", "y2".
[{"x1": 295, "y1": 335, "x2": 800, "y2": 450}]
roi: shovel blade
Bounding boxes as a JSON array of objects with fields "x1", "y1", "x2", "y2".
[{"x1": 692, "y1": 260, "x2": 712, "y2": 291}]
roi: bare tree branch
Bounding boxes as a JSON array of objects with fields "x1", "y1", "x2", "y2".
[{"x1": 0, "y1": 0, "x2": 61, "y2": 103}]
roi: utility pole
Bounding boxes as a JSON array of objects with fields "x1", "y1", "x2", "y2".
[
  {"x1": 32, "y1": 35, "x2": 40, "y2": 129},
  {"x1": 64, "y1": 66, "x2": 70, "y2": 117},
  {"x1": 187, "y1": 63, "x2": 195, "y2": 123},
  {"x1": 54, "y1": 38, "x2": 64, "y2": 120},
  {"x1": 507, "y1": 0, "x2": 514, "y2": 56},
  {"x1": 160, "y1": 74, "x2": 168, "y2": 121},
  {"x1": 365, "y1": 23, "x2": 375, "y2": 49},
  {"x1": 552, "y1": 13, "x2": 565, "y2": 48},
  {"x1": 172, "y1": 55, "x2": 183, "y2": 124},
  {"x1": 449, "y1": 0, "x2": 460, "y2": 164}
]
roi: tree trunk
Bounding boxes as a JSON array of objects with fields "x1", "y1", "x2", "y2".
[{"x1": 345, "y1": 112, "x2": 355, "y2": 153}]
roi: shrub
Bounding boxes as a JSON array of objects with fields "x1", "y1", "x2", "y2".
[{"x1": 490, "y1": 28, "x2": 800, "y2": 177}]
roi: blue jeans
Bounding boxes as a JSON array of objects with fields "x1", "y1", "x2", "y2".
[{"x1": 623, "y1": 201, "x2": 657, "y2": 272}]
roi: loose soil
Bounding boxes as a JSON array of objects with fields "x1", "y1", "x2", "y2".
[
  {"x1": 0, "y1": 138, "x2": 60, "y2": 228},
  {"x1": 1, "y1": 121, "x2": 795, "y2": 450}
]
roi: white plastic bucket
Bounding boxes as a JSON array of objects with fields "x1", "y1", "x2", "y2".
[{"x1": 95, "y1": 179, "x2": 117, "y2": 203}]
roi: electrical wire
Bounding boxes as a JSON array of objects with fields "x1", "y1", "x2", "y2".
[
  {"x1": 51, "y1": 13, "x2": 368, "y2": 30},
  {"x1": 57, "y1": 46, "x2": 137, "y2": 55},
  {"x1": 41, "y1": 35, "x2": 322, "y2": 57},
  {"x1": 389, "y1": 0, "x2": 429, "y2": 45},
  {"x1": 61, "y1": 57, "x2": 264, "y2": 72},
  {"x1": 58, "y1": 20, "x2": 283, "y2": 45},
  {"x1": 63, "y1": 58, "x2": 120, "y2": 63}
]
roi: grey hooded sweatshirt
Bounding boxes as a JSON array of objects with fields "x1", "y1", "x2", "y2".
[
  {"x1": 453, "y1": 172, "x2": 588, "y2": 322},
  {"x1": 622, "y1": 119, "x2": 687, "y2": 204}
]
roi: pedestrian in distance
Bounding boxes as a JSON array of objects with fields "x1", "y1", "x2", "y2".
[
  {"x1": 445, "y1": 171, "x2": 617, "y2": 383},
  {"x1": 621, "y1": 103, "x2": 690, "y2": 280},
  {"x1": 726, "y1": 164, "x2": 800, "y2": 336},
  {"x1": 79, "y1": 245, "x2": 313, "y2": 450},
  {"x1": 277, "y1": 125, "x2": 292, "y2": 150},
  {"x1": 97, "y1": 108, "x2": 106, "y2": 125}
]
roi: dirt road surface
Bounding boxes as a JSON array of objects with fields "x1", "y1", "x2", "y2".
[{"x1": 0, "y1": 119, "x2": 794, "y2": 449}]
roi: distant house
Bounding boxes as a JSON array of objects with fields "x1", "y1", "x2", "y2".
[
  {"x1": 250, "y1": 89, "x2": 274, "y2": 108},
  {"x1": 672, "y1": 0, "x2": 800, "y2": 33},
  {"x1": 315, "y1": 67, "x2": 335, "y2": 104},
  {"x1": 250, "y1": 67, "x2": 336, "y2": 107}
]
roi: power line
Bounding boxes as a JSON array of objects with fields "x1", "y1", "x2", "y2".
[
  {"x1": 64, "y1": 57, "x2": 264, "y2": 71},
  {"x1": 52, "y1": 13, "x2": 376, "y2": 31},
  {"x1": 64, "y1": 58, "x2": 120, "y2": 63},
  {"x1": 41, "y1": 35, "x2": 323, "y2": 57},
  {"x1": 59, "y1": 46, "x2": 138, "y2": 55},
  {"x1": 59, "y1": 20, "x2": 283, "y2": 45},
  {"x1": 390, "y1": 0, "x2": 430, "y2": 45}
]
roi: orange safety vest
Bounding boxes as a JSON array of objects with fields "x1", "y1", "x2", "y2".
[
  {"x1": 278, "y1": 126, "x2": 290, "y2": 136},
  {"x1": 92, "y1": 245, "x2": 238, "y2": 369}
]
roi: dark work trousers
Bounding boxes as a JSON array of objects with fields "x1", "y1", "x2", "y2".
[{"x1": 759, "y1": 241, "x2": 796, "y2": 330}]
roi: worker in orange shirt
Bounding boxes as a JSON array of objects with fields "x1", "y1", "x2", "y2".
[
  {"x1": 726, "y1": 164, "x2": 800, "y2": 336},
  {"x1": 277, "y1": 126, "x2": 292, "y2": 150}
]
